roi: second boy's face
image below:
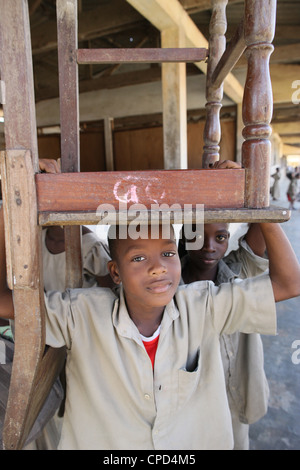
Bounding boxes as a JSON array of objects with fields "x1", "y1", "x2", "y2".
[
  {"x1": 187, "y1": 223, "x2": 230, "y2": 272},
  {"x1": 108, "y1": 228, "x2": 181, "y2": 314}
]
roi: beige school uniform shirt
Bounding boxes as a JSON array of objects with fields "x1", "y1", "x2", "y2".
[
  {"x1": 42, "y1": 228, "x2": 111, "y2": 292},
  {"x1": 45, "y1": 273, "x2": 276, "y2": 450},
  {"x1": 181, "y1": 239, "x2": 270, "y2": 427},
  {"x1": 219, "y1": 240, "x2": 270, "y2": 426}
]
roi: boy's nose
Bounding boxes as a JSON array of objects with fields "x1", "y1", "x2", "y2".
[
  {"x1": 203, "y1": 237, "x2": 216, "y2": 252},
  {"x1": 150, "y1": 260, "x2": 167, "y2": 276}
]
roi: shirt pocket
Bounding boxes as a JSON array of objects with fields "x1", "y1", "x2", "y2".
[{"x1": 177, "y1": 349, "x2": 201, "y2": 412}]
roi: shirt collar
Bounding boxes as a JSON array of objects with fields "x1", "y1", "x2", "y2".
[
  {"x1": 180, "y1": 255, "x2": 242, "y2": 285},
  {"x1": 112, "y1": 286, "x2": 179, "y2": 342},
  {"x1": 216, "y1": 258, "x2": 241, "y2": 284}
]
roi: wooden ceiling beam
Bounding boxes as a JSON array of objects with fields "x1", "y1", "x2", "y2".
[
  {"x1": 272, "y1": 122, "x2": 300, "y2": 135},
  {"x1": 31, "y1": 0, "x2": 143, "y2": 55},
  {"x1": 235, "y1": 43, "x2": 300, "y2": 68},
  {"x1": 179, "y1": 0, "x2": 241, "y2": 14},
  {"x1": 271, "y1": 64, "x2": 300, "y2": 103},
  {"x1": 126, "y1": 0, "x2": 243, "y2": 103}
]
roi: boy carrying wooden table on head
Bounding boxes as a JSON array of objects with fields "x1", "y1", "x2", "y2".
[{"x1": 0, "y1": 165, "x2": 299, "y2": 450}]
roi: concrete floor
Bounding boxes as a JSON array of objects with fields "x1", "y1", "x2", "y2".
[{"x1": 249, "y1": 174, "x2": 300, "y2": 450}]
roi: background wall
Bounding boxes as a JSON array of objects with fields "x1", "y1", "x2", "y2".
[{"x1": 37, "y1": 115, "x2": 236, "y2": 171}]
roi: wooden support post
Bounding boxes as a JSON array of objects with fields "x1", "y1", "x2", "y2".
[
  {"x1": 242, "y1": 0, "x2": 276, "y2": 208},
  {"x1": 1, "y1": 150, "x2": 62, "y2": 450},
  {"x1": 0, "y1": 1, "x2": 44, "y2": 449},
  {"x1": 202, "y1": 0, "x2": 228, "y2": 168},
  {"x1": 0, "y1": 152, "x2": 13, "y2": 290},
  {"x1": 0, "y1": 0, "x2": 39, "y2": 172},
  {"x1": 104, "y1": 116, "x2": 115, "y2": 171},
  {"x1": 57, "y1": 0, "x2": 80, "y2": 173},
  {"x1": 236, "y1": 102, "x2": 243, "y2": 164},
  {"x1": 161, "y1": 27, "x2": 187, "y2": 169},
  {"x1": 57, "y1": 0, "x2": 82, "y2": 288},
  {"x1": 0, "y1": 1, "x2": 66, "y2": 449}
]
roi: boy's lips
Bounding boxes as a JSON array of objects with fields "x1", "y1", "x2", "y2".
[
  {"x1": 200, "y1": 257, "x2": 217, "y2": 264},
  {"x1": 146, "y1": 279, "x2": 173, "y2": 294}
]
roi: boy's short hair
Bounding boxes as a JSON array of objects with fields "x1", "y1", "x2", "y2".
[
  {"x1": 107, "y1": 224, "x2": 176, "y2": 261},
  {"x1": 107, "y1": 225, "x2": 121, "y2": 261},
  {"x1": 180, "y1": 223, "x2": 230, "y2": 241}
]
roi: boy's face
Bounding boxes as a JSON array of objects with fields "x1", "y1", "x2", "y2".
[
  {"x1": 108, "y1": 226, "x2": 181, "y2": 314},
  {"x1": 186, "y1": 223, "x2": 230, "y2": 272}
]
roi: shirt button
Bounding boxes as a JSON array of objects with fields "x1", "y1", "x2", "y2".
[{"x1": 144, "y1": 393, "x2": 150, "y2": 400}]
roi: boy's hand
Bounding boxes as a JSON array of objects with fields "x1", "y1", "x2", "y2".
[
  {"x1": 210, "y1": 160, "x2": 242, "y2": 169},
  {"x1": 39, "y1": 158, "x2": 61, "y2": 174}
]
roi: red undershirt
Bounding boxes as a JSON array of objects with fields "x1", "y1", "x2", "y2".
[
  {"x1": 142, "y1": 335, "x2": 160, "y2": 369},
  {"x1": 141, "y1": 326, "x2": 160, "y2": 369}
]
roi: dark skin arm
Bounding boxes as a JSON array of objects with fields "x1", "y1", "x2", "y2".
[
  {"x1": 207, "y1": 161, "x2": 300, "y2": 299},
  {"x1": 259, "y1": 222, "x2": 300, "y2": 301},
  {"x1": 244, "y1": 223, "x2": 266, "y2": 258},
  {"x1": 211, "y1": 162, "x2": 267, "y2": 258}
]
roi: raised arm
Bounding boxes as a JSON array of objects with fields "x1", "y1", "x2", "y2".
[
  {"x1": 0, "y1": 205, "x2": 14, "y2": 318},
  {"x1": 245, "y1": 223, "x2": 266, "y2": 258},
  {"x1": 259, "y1": 222, "x2": 300, "y2": 302}
]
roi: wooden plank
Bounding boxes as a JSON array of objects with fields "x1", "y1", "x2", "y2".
[
  {"x1": 26, "y1": 346, "x2": 66, "y2": 441},
  {"x1": 38, "y1": 206, "x2": 291, "y2": 227},
  {"x1": 3, "y1": 289, "x2": 44, "y2": 450},
  {"x1": 211, "y1": 20, "x2": 246, "y2": 89},
  {"x1": 56, "y1": 0, "x2": 80, "y2": 173},
  {"x1": 161, "y1": 29, "x2": 187, "y2": 169},
  {"x1": 0, "y1": 1, "x2": 66, "y2": 451},
  {"x1": 77, "y1": 47, "x2": 208, "y2": 64},
  {"x1": 56, "y1": 0, "x2": 82, "y2": 289},
  {"x1": 0, "y1": 0, "x2": 39, "y2": 171},
  {"x1": 5, "y1": 150, "x2": 40, "y2": 288},
  {"x1": 36, "y1": 169, "x2": 245, "y2": 213},
  {"x1": 202, "y1": 206, "x2": 290, "y2": 223},
  {"x1": 1, "y1": 149, "x2": 45, "y2": 450},
  {"x1": 181, "y1": 0, "x2": 240, "y2": 12},
  {"x1": 104, "y1": 117, "x2": 115, "y2": 171},
  {"x1": 0, "y1": 152, "x2": 13, "y2": 290}
]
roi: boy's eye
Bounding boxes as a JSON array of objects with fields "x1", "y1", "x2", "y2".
[
  {"x1": 216, "y1": 235, "x2": 227, "y2": 242},
  {"x1": 132, "y1": 255, "x2": 146, "y2": 262},
  {"x1": 162, "y1": 251, "x2": 176, "y2": 257}
]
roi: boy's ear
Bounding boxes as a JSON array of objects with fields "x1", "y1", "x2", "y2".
[{"x1": 107, "y1": 260, "x2": 122, "y2": 285}]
